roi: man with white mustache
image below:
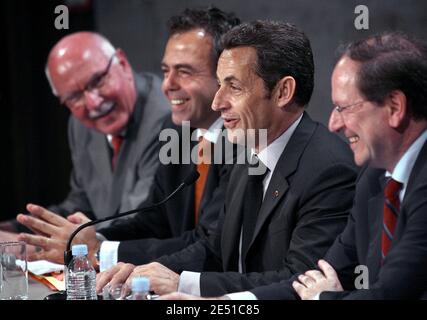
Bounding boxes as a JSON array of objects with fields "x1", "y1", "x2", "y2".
[
  {"x1": 11, "y1": 8, "x2": 241, "y2": 279},
  {"x1": 0, "y1": 32, "x2": 169, "y2": 247}
]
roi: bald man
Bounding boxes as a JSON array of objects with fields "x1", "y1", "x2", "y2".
[{"x1": 0, "y1": 32, "x2": 169, "y2": 241}]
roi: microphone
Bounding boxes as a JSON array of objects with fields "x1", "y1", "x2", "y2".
[
  {"x1": 64, "y1": 169, "x2": 200, "y2": 267},
  {"x1": 44, "y1": 170, "x2": 199, "y2": 300}
]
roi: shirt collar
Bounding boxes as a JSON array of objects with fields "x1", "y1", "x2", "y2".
[
  {"x1": 195, "y1": 117, "x2": 223, "y2": 144},
  {"x1": 106, "y1": 129, "x2": 127, "y2": 146},
  {"x1": 252, "y1": 114, "x2": 303, "y2": 173},
  {"x1": 386, "y1": 129, "x2": 427, "y2": 188}
]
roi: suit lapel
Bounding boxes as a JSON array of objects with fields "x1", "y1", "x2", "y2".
[
  {"x1": 222, "y1": 165, "x2": 248, "y2": 269},
  {"x1": 88, "y1": 133, "x2": 113, "y2": 219},
  {"x1": 251, "y1": 113, "x2": 316, "y2": 245},
  {"x1": 366, "y1": 175, "x2": 385, "y2": 282},
  {"x1": 109, "y1": 74, "x2": 149, "y2": 215}
]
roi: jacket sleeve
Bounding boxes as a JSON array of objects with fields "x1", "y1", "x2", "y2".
[{"x1": 199, "y1": 162, "x2": 357, "y2": 296}]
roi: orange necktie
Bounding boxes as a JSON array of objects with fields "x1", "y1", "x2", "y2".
[
  {"x1": 111, "y1": 135, "x2": 124, "y2": 170},
  {"x1": 194, "y1": 137, "x2": 211, "y2": 225}
]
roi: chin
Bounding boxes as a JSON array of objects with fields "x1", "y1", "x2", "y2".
[{"x1": 227, "y1": 130, "x2": 245, "y2": 145}]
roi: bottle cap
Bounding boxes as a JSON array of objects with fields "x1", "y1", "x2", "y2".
[
  {"x1": 131, "y1": 276, "x2": 150, "y2": 292},
  {"x1": 71, "y1": 244, "x2": 88, "y2": 256}
]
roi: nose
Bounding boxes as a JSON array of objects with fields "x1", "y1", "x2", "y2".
[
  {"x1": 211, "y1": 87, "x2": 229, "y2": 112},
  {"x1": 162, "y1": 70, "x2": 179, "y2": 92},
  {"x1": 328, "y1": 109, "x2": 345, "y2": 133},
  {"x1": 83, "y1": 90, "x2": 103, "y2": 110}
]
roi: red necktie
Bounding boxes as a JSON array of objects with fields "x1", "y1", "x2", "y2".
[
  {"x1": 194, "y1": 137, "x2": 211, "y2": 225},
  {"x1": 381, "y1": 178, "x2": 402, "y2": 260},
  {"x1": 111, "y1": 135, "x2": 124, "y2": 170}
]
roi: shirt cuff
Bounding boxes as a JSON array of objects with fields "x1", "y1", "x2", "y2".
[
  {"x1": 99, "y1": 240, "x2": 120, "y2": 272},
  {"x1": 178, "y1": 271, "x2": 201, "y2": 296},
  {"x1": 311, "y1": 293, "x2": 321, "y2": 300},
  {"x1": 226, "y1": 291, "x2": 258, "y2": 300}
]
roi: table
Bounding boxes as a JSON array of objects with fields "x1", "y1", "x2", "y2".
[{"x1": 28, "y1": 277, "x2": 55, "y2": 300}]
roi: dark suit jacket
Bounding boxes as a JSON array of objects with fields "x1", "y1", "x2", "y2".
[
  {"x1": 49, "y1": 73, "x2": 170, "y2": 222},
  {"x1": 99, "y1": 117, "x2": 235, "y2": 265},
  {"x1": 252, "y1": 139, "x2": 427, "y2": 300},
  {"x1": 157, "y1": 113, "x2": 358, "y2": 296}
]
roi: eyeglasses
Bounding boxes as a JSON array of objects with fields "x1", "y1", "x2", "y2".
[
  {"x1": 60, "y1": 52, "x2": 116, "y2": 107},
  {"x1": 333, "y1": 100, "x2": 366, "y2": 113}
]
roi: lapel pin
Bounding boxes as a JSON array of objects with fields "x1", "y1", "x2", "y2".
[{"x1": 273, "y1": 190, "x2": 279, "y2": 197}]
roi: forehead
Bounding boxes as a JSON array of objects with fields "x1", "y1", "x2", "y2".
[
  {"x1": 331, "y1": 57, "x2": 362, "y2": 102},
  {"x1": 217, "y1": 47, "x2": 258, "y2": 79},
  {"x1": 48, "y1": 48, "x2": 110, "y2": 93},
  {"x1": 162, "y1": 29, "x2": 214, "y2": 67}
]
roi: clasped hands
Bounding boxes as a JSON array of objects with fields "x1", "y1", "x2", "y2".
[
  {"x1": 292, "y1": 259, "x2": 343, "y2": 300},
  {"x1": 96, "y1": 261, "x2": 180, "y2": 296}
]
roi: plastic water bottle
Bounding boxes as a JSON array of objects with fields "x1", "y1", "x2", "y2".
[
  {"x1": 66, "y1": 244, "x2": 97, "y2": 300},
  {"x1": 129, "y1": 277, "x2": 150, "y2": 300}
]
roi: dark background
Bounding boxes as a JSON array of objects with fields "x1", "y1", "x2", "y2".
[{"x1": 2, "y1": 0, "x2": 427, "y2": 220}]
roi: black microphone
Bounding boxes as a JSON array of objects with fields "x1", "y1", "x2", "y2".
[
  {"x1": 64, "y1": 169, "x2": 200, "y2": 266},
  {"x1": 44, "y1": 170, "x2": 199, "y2": 300}
]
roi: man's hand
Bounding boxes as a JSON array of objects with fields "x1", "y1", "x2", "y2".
[
  {"x1": 126, "y1": 262, "x2": 180, "y2": 295},
  {"x1": 96, "y1": 262, "x2": 136, "y2": 294},
  {"x1": 292, "y1": 259, "x2": 343, "y2": 300},
  {"x1": 16, "y1": 204, "x2": 99, "y2": 264}
]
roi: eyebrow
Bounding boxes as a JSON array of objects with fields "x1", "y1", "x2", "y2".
[
  {"x1": 219, "y1": 75, "x2": 240, "y2": 84},
  {"x1": 161, "y1": 63, "x2": 197, "y2": 72},
  {"x1": 86, "y1": 70, "x2": 105, "y2": 84}
]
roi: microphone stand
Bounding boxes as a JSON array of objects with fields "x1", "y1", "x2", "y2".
[{"x1": 44, "y1": 170, "x2": 199, "y2": 300}]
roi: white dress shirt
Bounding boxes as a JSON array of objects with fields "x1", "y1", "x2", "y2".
[{"x1": 385, "y1": 129, "x2": 427, "y2": 201}]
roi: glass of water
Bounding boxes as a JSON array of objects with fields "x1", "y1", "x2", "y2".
[{"x1": 0, "y1": 241, "x2": 28, "y2": 300}]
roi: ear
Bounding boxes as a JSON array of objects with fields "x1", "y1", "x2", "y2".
[
  {"x1": 115, "y1": 48, "x2": 132, "y2": 76},
  {"x1": 386, "y1": 90, "x2": 407, "y2": 128},
  {"x1": 273, "y1": 76, "x2": 296, "y2": 108}
]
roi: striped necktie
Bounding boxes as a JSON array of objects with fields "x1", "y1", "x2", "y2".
[{"x1": 381, "y1": 178, "x2": 402, "y2": 260}]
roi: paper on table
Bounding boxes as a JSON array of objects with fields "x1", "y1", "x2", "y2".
[
  {"x1": 28, "y1": 260, "x2": 64, "y2": 275},
  {"x1": 30, "y1": 272, "x2": 65, "y2": 291}
]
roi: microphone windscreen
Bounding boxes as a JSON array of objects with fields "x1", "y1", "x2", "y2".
[{"x1": 184, "y1": 170, "x2": 200, "y2": 186}]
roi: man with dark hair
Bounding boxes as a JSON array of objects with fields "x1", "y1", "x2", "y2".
[
  {"x1": 200, "y1": 32, "x2": 427, "y2": 300},
  {"x1": 286, "y1": 32, "x2": 427, "y2": 300},
  {"x1": 160, "y1": 31, "x2": 427, "y2": 302},
  {"x1": 16, "y1": 8, "x2": 241, "y2": 275},
  {"x1": 101, "y1": 20, "x2": 358, "y2": 297}
]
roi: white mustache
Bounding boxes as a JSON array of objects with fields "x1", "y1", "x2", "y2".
[{"x1": 88, "y1": 101, "x2": 115, "y2": 119}]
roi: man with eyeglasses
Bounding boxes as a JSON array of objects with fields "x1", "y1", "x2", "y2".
[
  {"x1": 160, "y1": 31, "x2": 427, "y2": 301},
  {"x1": 10, "y1": 8, "x2": 241, "y2": 275},
  {"x1": 100, "y1": 21, "x2": 358, "y2": 298},
  {"x1": 0, "y1": 32, "x2": 169, "y2": 247},
  {"x1": 287, "y1": 32, "x2": 427, "y2": 300}
]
